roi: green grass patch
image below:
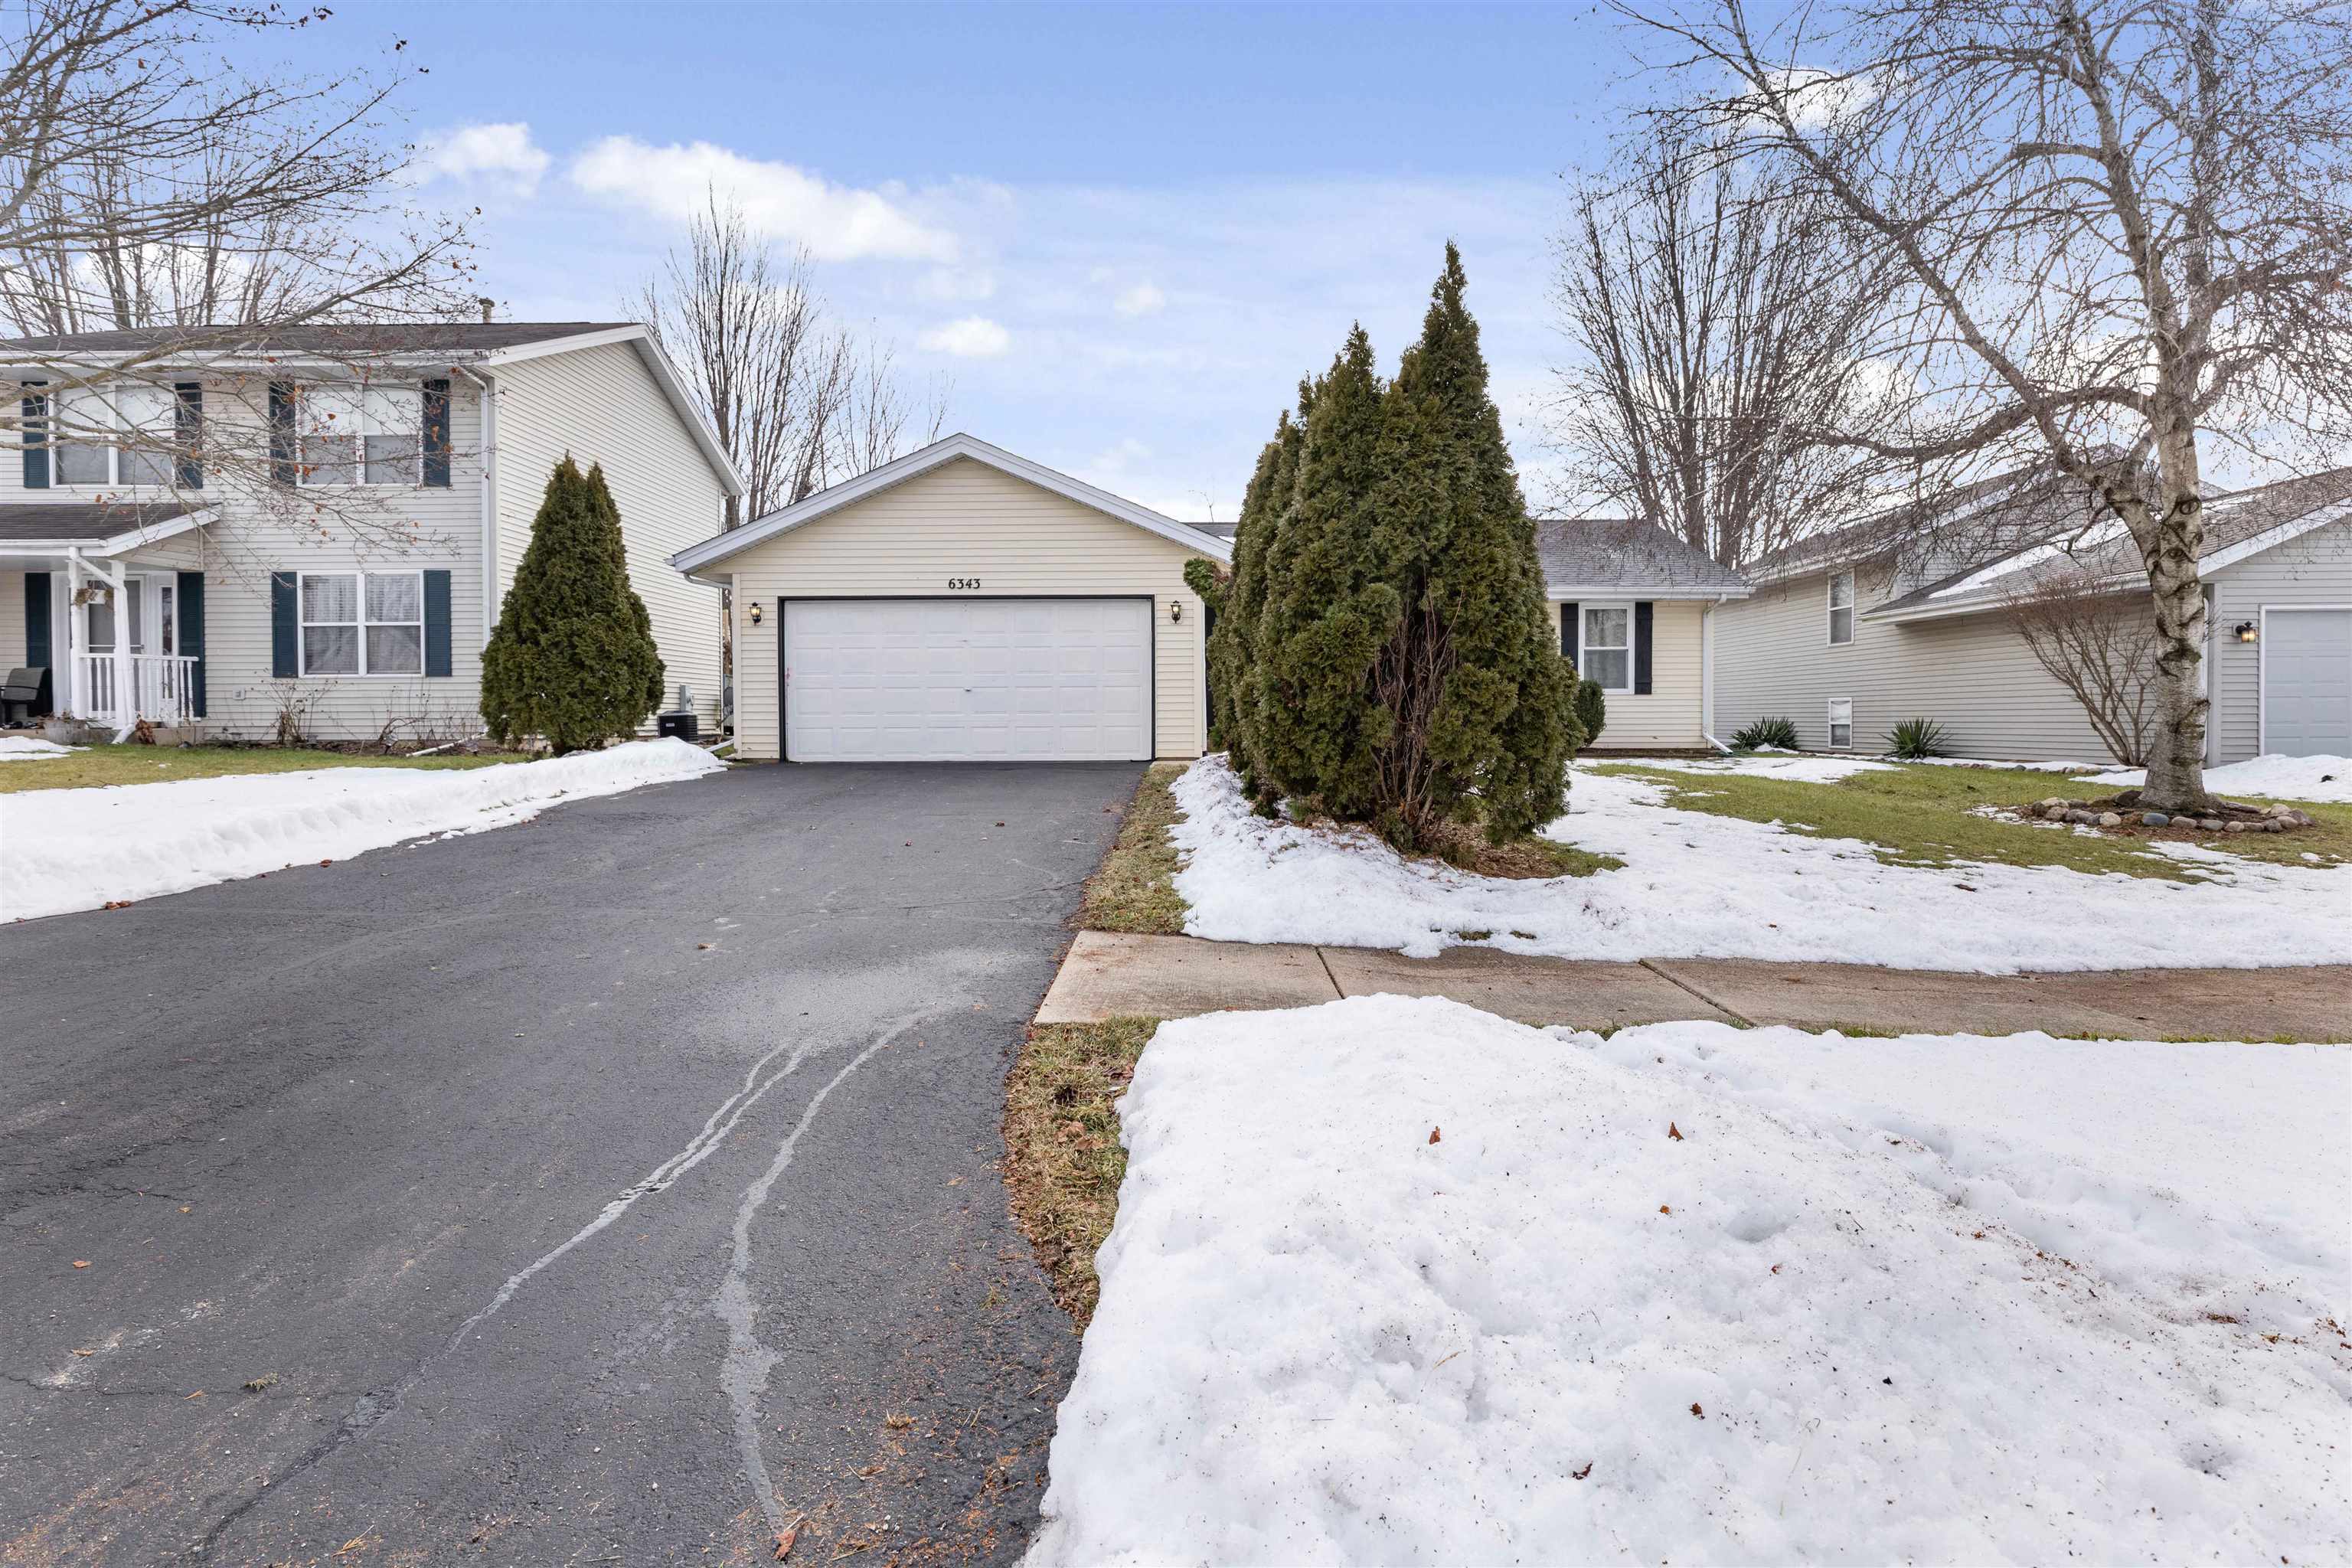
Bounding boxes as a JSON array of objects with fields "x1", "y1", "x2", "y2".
[
  {"x1": 1588, "y1": 761, "x2": 2352, "y2": 881},
  {"x1": 1077, "y1": 763, "x2": 1190, "y2": 933},
  {"x1": 0, "y1": 743, "x2": 528, "y2": 795},
  {"x1": 1003, "y1": 1016, "x2": 1160, "y2": 1328}
]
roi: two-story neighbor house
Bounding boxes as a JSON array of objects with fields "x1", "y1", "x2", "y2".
[
  {"x1": 1712, "y1": 466, "x2": 2352, "y2": 762},
  {"x1": 1, "y1": 322, "x2": 743, "y2": 743}
]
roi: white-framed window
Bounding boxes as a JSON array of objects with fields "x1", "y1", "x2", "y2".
[
  {"x1": 1828, "y1": 697, "x2": 1854, "y2": 750},
  {"x1": 297, "y1": 382, "x2": 420, "y2": 487},
  {"x1": 299, "y1": 570, "x2": 423, "y2": 675},
  {"x1": 1827, "y1": 570, "x2": 1856, "y2": 645},
  {"x1": 53, "y1": 384, "x2": 179, "y2": 488},
  {"x1": 1580, "y1": 603, "x2": 1634, "y2": 693}
]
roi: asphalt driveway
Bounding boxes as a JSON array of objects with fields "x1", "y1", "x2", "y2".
[{"x1": 1, "y1": 760, "x2": 1142, "y2": 1566}]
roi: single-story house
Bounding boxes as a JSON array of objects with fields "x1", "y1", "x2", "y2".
[
  {"x1": 673, "y1": 433, "x2": 1756, "y2": 763},
  {"x1": 2, "y1": 322, "x2": 742, "y2": 742},
  {"x1": 1712, "y1": 466, "x2": 2352, "y2": 762}
]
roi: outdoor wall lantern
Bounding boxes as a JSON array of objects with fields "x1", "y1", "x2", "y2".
[
  {"x1": 747, "y1": 602, "x2": 764, "y2": 626},
  {"x1": 1170, "y1": 600, "x2": 1184, "y2": 623},
  {"x1": 2234, "y1": 620, "x2": 2258, "y2": 644}
]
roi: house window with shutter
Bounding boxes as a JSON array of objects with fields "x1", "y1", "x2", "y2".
[
  {"x1": 52, "y1": 384, "x2": 181, "y2": 488},
  {"x1": 1828, "y1": 570, "x2": 1856, "y2": 645},
  {"x1": 296, "y1": 383, "x2": 421, "y2": 486},
  {"x1": 299, "y1": 570, "x2": 424, "y2": 675},
  {"x1": 1580, "y1": 603, "x2": 1633, "y2": 693}
]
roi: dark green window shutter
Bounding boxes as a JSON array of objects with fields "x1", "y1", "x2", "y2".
[
  {"x1": 423, "y1": 569, "x2": 452, "y2": 676},
  {"x1": 271, "y1": 571, "x2": 299, "y2": 676},
  {"x1": 421, "y1": 380, "x2": 452, "y2": 488},
  {"x1": 268, "y1": 382, "x2": 296, "y2": 484},
  {"x1": 175, "y1": 383, "x2": 203, "y2": 488},
  {"x1": 1634, "y1": 601, "x2": 1654, "y2": 695},
  {"x1": 177, "y1": 571, "x2": 206, "y2": 716},
  {"x1": 24, "y1": 571, "x2": 51, "y2": 668},
  {"x1": 1560, "y1": 601, "x2": 1579, "y2": 665},
  {"x1": 21, "y1": 383, "x2": 47, "y2": 488}
]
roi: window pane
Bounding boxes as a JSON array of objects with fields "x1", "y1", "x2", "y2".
[
  {"x1": 367, "y1": 623, "x2": 423, "y2": 674},
  {"x1": 304, "y1": 624, "x2": 358, "y2": 674},
  {"x1": 1830, "y1": 606, "x2": 1854, "y2": 645},
  {"x1": 1830, "y1": 724, "x2": 1852, "y2": 747},
  {"x1": 1829, "y1": 573, "x2": 1854, "y2": 609},
  {"x1": 119, "y1": 443, "x2": 174, "y2": 486},
  {"x1": 156, "y1": 583, "x2": 175, "y2": 655},
  {"x1": 364, "y1": 433, "x2": 418, "y2": 485},
  {"x1": 1586, "y1": 648, "x2": 1631, "y2": 690},
  {"x1": 1584, "y1": 607, "x2": 1629, "y2": 649},
  {"x1": 125, "y1": 580, "x2": 145, "y2": 652},
  {"x1": 56, "y1": 442, "x2": 111, "y2": 485},
  {"x1": 361, "y1": 383, "x2": 413, "y2": 431},
  {"x1": 304, "y1": 433, "x2": 359, "y2": 485},
  {"x1": 302, "y1": 573, "x2": 358, "y2": 625},
  {"x1": 300, "y1": 384, "x2": 361, "y2": 436},
  {"x1": 365, "y1": 572, "x2": 420, "y2": 623}
]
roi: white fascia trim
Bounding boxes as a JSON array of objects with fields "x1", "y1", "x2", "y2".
[
  {"x1": 480, "y1": 325, "x2": 749, "y2": 500},
  {"x1": 0, "y1": 508, "x2": 217, "y2": 558},
  {"x1": 671, "y1": 433, "x2": 1235, "y2": 573},
  {"x1": 1546, "y1": 584, "x2": 1754, "y2": 601},
  {"x1": 2197, "y1": 496, "x2": 2352, "y2": 577}
]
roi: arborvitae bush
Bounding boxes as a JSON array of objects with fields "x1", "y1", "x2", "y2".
[
  {"x1": 1575, "y1": 677, "x2": 1608, "y2": 746},
  {"x1": 480, "y1": 455, "x2": 665, "y2": 754}
]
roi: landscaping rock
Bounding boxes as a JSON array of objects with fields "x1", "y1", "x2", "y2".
[
  {"x1": 2096, "y1": 812, "x2": 2124, "y2": 828},
  {"x1": 2200, "y1": 818, "x2": 2226, "y2": 832},
  {"x1": 2043, "y1": 803, "x2": 2072, "y2": 821},
  {"x1": 2225, "y1": 821, "x2": 2246, "y2": 833},
  {"x1": 2141, "y1": 812, "x2": 2170, "y2": 828},
  {"x1": 2066, "y1": 808, "x2": 2098, "y2": 825},
  {"x1": 2038, "y1": 796, "x2": 2069, "y2": 810}
]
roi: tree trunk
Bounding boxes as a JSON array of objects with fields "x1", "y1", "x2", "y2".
[{"x1": 2129, "y1": 450, "x2": 2215, "y2": 814}]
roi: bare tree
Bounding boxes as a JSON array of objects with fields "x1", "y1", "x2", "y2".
[
  {"x1": 638, "y1": 195, "x2": 952, "y2": 529},
  {"x1": 1547, "y1": 126, "x2": 1894, "y2": 566},
  {"x1": 1625, "y1": 0, "x2": 2352, "y2": 812},
  {"x1": 2004, "y1": 564, "x2": 2165, "y2": 764}
]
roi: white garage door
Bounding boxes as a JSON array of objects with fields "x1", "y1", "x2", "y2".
[
  {"x1": 2263, "y1": 608, "x2": 2352, "y2": 756},
  {"x1": 783, "y1": 597, "x2": 1153, "y2": 762}
]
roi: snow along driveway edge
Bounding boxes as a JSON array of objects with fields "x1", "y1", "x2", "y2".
[{"x1": 0, "y1": 738, "x2": 727, "y2": 921}]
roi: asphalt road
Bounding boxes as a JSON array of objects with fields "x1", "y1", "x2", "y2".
[{"x1": 1, "y1": 760, "x2": 1142, "y2": 1566}]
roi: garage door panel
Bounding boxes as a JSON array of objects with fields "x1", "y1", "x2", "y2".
[
  {"x1": 785, "y1": 598, "x2": 1152, "y2": 762},
  {"x1": 2263, "y1": 609, "x2": 2351, "y2": 756}
]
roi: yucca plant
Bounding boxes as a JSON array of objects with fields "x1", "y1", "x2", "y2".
[
  {"x1": 1883, "y1": 717, "x2": 1953, "y2": 759},
  {"x1": 1730, "y1": 716, "x2": 1800, "y2": 750}
]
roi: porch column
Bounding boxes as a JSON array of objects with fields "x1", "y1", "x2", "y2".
[
  {"x1": 60, "y1": 551, "x2": 84, "y2": 721},
  {"x1": 78, "y1": 552, "x2": 136, "y2": 741}
]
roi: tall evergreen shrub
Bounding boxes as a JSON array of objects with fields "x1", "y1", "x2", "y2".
[{"x1": 480, "y1": 455, "x2": 666, "y2": 753}]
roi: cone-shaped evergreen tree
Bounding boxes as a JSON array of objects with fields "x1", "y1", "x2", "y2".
[
  {"x1": 1367, "y1": 243, "x2": 1579, "y2": 843},
  {"x1": 1250, "y1": 325, "x2": 1399, "y2": 815},
  {"x1": 1203, "y1": 389, "x2": 1310, "y2": 803},
  {"x1": 480, "y1": 455, "x2": 667, "y2": 753}
]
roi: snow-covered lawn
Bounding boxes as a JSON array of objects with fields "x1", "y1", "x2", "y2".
[
  {"x1": 1589, "y1": 752, "x2": 1899, "y2": 784},
  {"x1": 1029, "y1": 995, "x2": 2350, "y2": 1566},
  {"x1": 0, "y1": 738, "x2": 724, "y2": 921},
  {"x1": 0, "y1": 735, "x2": 79, "y2": 761},
  {"x1": 2079, "y1": 753, "x2": 2352, "y2": 804},
  {"x1": 1168, "y1": 754, "x2": 2350, "y2": 972}
]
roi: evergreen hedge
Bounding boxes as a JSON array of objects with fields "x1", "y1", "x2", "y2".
[{"x1": 480, "y1": 456, "x2": 666, "y2": 753}]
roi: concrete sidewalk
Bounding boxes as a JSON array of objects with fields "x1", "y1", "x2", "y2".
[{"x1": 1037, "y1": 931, "x2": 2352, "y2": 1041}]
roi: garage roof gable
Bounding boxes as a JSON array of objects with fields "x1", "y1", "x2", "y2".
[{"x1": 671, "y1": 433, "x2": 1234, "y2": 576}]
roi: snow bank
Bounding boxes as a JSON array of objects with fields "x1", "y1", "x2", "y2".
[
  {"x1": 1168, "y1": 754, "x2": 2352, "y2": 972},
  {"x1": 1602, "y1": 753, "x2": 1897, "y2": 783},
  {"x1": 0, "y1": 739, "x2": 724, "y2": 920},
  {"x1": 0, "y1": 736, "x2": 79, "y2": 761},
  {"x1": 2077, "y1": 753, "x2": 2352, "y2": 804},
  {"x1": 1030, "y1": 997, "x2": 2351, "y2": 1567}
]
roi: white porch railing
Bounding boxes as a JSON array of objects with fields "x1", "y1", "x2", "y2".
[{"x1": 75, "y1": 653, "x2": 200, "y2": 726}]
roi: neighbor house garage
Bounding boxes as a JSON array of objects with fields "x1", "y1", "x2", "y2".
[{"x1": 671, "y1": 434, "x2": 1230, "y2": 763}]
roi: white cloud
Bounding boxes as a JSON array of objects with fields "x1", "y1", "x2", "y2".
[
  {"x1": 569, "y1": 136, "x2": 957, "y2": 262},
  {"x1": 420, "y1": 122, "x2": 551, "y2": 195},
  {"x1": 919, "y1": 315, "x2": 1011, "y2": 358},
  {"x1": 1113, "y1": 281, "x2": 1167, "y2": 318}
]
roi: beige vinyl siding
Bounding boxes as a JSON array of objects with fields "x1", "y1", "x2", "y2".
[
  {"x1": 1713, "y1": 564, "x2": 2126, "y2": 761},
  {"x1": 719, "y1": 456, "x2": 1207, "y2": 762},
  {"x1": 491, "y1": 342, "x2": 727, "y2": 729},
  {"x1": 0, "y1": 568, "x2": 24, "y2": 668},
  {"x1": 2207, "y1": 518, "x2": 2352, "y2": 764},
  {"x1": 1561, "y1": 598, "x2": 1708, "y2": 749}
]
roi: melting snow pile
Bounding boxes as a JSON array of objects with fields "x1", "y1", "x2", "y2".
[
  {"x1": 0, "y1": 739, "x2": 725, "y2": 920},
  {"x1": 1029, "y1": 995, "x2": 2350, "y2": 1566},
  {"x1": 0, "y1": 736, "x2": 80, "y2": 761},
  {"x1": 2077, "y1": 753, "x2": 2352, "y2": 804},
  {"x1": 1593, "y1": 753, "x2": 1897, "y2": 784},
  {"x1": 1166, "y1": 753, "x2": 2352, "y2": 971}
]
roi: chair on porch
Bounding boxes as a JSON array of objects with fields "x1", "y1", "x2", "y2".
[{"x1": 2, "y1": 666, "x2": 50, "y2": 725}]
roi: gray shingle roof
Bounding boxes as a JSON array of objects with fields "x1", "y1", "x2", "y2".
[
  {"x1": 0, "y1": 322, "x2": 632, "y2": 357},
  {"x1": 1535, "y1": 517, "x2": 1749, "y2": 593},
  {"x1": 0, "y1": 501, "x2": 204, "y2": 544}
]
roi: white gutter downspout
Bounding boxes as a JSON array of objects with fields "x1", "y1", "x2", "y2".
[
  {"x1": 455, "y1": 366, "x2": 498, "y2": 649},
  {"x1": 1701, "y1": 593, "x2": 1733, "y2": 753}
]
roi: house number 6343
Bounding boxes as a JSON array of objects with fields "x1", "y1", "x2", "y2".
[{"x1": 947, "y1": 577, "x2": 982, "y2": 590}]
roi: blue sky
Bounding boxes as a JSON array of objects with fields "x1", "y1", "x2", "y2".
[{"x1": 297, "y1": 3, "x2": 1645, "y2": 518}]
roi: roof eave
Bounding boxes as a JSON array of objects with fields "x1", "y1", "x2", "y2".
[{"x1": 1544, "y1": 584, "x2": 1753, "y2": 600}]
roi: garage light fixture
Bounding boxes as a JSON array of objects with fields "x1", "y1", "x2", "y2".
[
  {"x1": 748, "y1": 602, "x2": 764, "y2": 626},
  {"x1": 1170, "y1": 600, "x2": 1184, "y2": 623},
  {"x1": 2234, "y1": 620, "x2": 2257, "y2": 644}
]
